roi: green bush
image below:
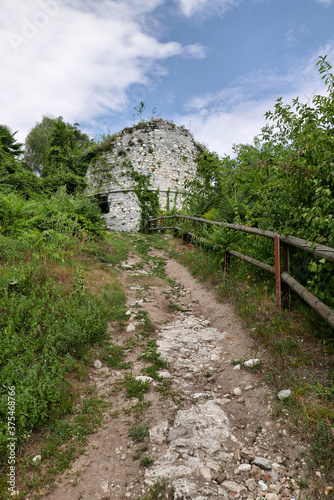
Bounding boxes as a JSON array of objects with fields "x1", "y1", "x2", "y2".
[
  {"x1": 184, "y1": 56, "x2": 334, "y2": 310},
  {"x1": 0, "y1": 259, "x2": 110, "y2": 456},
  {"x1": 0, "y1": 188, "x2": 106, "y2": 240}
]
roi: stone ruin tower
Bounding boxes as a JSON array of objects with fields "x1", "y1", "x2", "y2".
[{"x1": 86, "y1": 118, "x2": 200, "y2": 232}]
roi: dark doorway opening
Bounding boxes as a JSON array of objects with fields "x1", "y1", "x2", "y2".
[{"x1": 95, "y1": 194, "x2": 109, "y2": 214}]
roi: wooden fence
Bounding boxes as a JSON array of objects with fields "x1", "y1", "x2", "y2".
[{"x1": 146, "y1": 215, "x2": 334, "y2": 329}]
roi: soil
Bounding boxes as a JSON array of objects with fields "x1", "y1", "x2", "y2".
[{"x1": 38, "y1": 245, "x2": 326, "y2": 500}]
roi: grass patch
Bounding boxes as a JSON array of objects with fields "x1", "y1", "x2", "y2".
[
  {"x1": 137, "y1": 479, "x2": 174, "y2": 500},
  {"x1": 101, "y1": 344, "x2": 132, "y2": 370},
  {"x1": 135, "y1": 309, "x2": 155, "y2": 337},
  {"x1": 129, "y1": 422, "x2": 149, "y2": 442},
  {"x1": 1, "y1": 394, "x2": 107, "y2": 498},
  {"x1": 124, "y1": 374, "x2": 150, "y2": 401},
  {"x1": 0, "y1": 260, "x2": 109, "y2": 451},
  {"x1": 140, "y1": 454, "x2": 154, "y2": 468},
  {"x1": 123, "y1": 401, "x2": 152, "y2": 418},
  {"x1": 167, "y1": 300, "x2": 185, "y2": 313},
  {"x1": 84, "y1": 232, "x2": 132, "y2": 266},
  {"x1": 0, "y1": 229, "x2": 129, "y2": 497},
  {"x1": 139, "y1": 339, "x2": 168, "y2": 380}
]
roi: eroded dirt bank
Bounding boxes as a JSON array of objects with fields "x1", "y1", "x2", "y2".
[{"x1": 41, "y1": 247, "x2": 319, "y2": 500}]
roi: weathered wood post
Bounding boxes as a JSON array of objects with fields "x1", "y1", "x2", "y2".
[
  {"x1": 282, "y1": 242, "x2": 290, "y2": 309},
  {"x1": 222, "y1": 252, "x2": 229, "y2": 275},
  {"x1": 274, "y1": 233, "x2": 281, "y2": 309}
]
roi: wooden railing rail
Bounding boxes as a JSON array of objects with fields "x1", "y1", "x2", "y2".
[
  {"x1": 148, "y1": 215, "x2": 334, "y2": 262},
  {"x1": 146, "y1": 215, "x2": 334, "y2": 329}
]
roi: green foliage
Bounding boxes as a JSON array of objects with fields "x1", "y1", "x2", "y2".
[
  {"x1": 130, "y1": 169, "x2": 160, "y2": 233},
  {"x1": 0, "y1": 125, "x2": 28, "y2": 195},
  {"x1": 185, "y1": 150, "x2": 229, "y2": 217},
  {"x1": 184, "y1": 55, "x2": 334, "y2": 310},
  {"x1": 0, "y1": 188, "x2": 106, "y2": 240},
  {"x1": 24, "y1": 114, "x2": 56, "y2": 174},
  {"x1": 124, "y1": 373, "x2": 150, "y2": 400},
  {"x1": 129, "y1": 422, "x2": 149, "y2": 442},
  {"x1": 137, "y1": 479, "x2": 174, "y2": 500},
  {"x1": 139, "y1": 339, "x2": 168, "y2": 380},
  {"x1": 0, "y1": 125, "x2": 23, "y2": 159},
  {"x1": 102, "y1": 344, "x2": 131, "y2": 369},
  {"x1": 0, "y1": 195, "x2": 128, "y2": 467},
  {"x1": 134, "y1": 101, "x2": 147, "y2": 122},
  {"x1": 140, "y1": 454, "x2": 154, "y2": 467},
  {"x1": 163, "y1": 187, "x2": 179, "y2": 216},
  {"x1": 0, "y1": 259, "x2": 111, "y2": 456},
  {"x1": 25, "y1": 114, "x2": 92, "y2": 177}
]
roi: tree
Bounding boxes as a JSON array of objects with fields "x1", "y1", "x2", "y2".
[
  {"x1": 24, "y1": 115, "x2": 92, "y2": 176},
  {"x1": 184, "y1": 56, "x2": 334, "y2": 308},
  {"x1": 0, "y1": 125, "x2": 23, "y2": 159},
  {"x1": 24, "y1": 114, "x2": 56, "y2": 174},
  {"x1": 134, "y1": 101, "x2": 146, "y2": 122},
  {"x1": 0, "y1": 125, "x2": 25, "y2": 181}
]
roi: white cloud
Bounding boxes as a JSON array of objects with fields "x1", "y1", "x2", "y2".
[
  {"x1": 175, "y1": 0, "x2": 240, "y2": 17},
  {"x1": 313, "y1": 0, "x2": 333, "y2": 5},
  {"x1": 175, "y1": 99, "x2": 271, "y2": 157},
  {"x1": 0, "y1": 0, "x2": 205, "y2": 141},
  {"x1": 174, "y1": 44, "x2": 334, "y2": 157}
]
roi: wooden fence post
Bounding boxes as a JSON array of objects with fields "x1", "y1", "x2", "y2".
[
  {"x1": 222, "y1": 252, "x2": 230, "y2": 276},
  {"x1": 282, "y1": 242, "x2": 290, "y2": 309},
  {"x1": 275, "y1": 233, "x2": 281, "y2": 309}
]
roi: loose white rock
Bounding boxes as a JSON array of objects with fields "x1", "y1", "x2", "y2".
[
  {"x1": 253, "y1": 456, "x2": 272, "y2": 470},
  {"x1": 158, "y1": 371, "x2": 172, "y2": 379},
  {"x1": 93, "y1": 359, "x2": 102, "y2": 369},
  {"x1": 121, "y1": 262, "x2": 133, "y2": 269},
  {"x1": 238, "y1": 463, "x2": 251, "y2": 472},
  {"x1": 32, "y1": 455, "x2": 41, "y2": 463},
  {"x1": 233, "y1": 387, "x2": 242, "y2": 396},
  {"x1": 149, "y1": 421, "x2": 169, "y2": 444},
  {"x1": 135, "y1": 376, "x2": 153, "y2": 383},
  {"x1": 277, "y1": 389, "x2": 291, "y2": 400},
  {"x1": 199, "y1": 467, "x2": 212, "y2": 481},
  {"x1": 222, "y1": 480, "x2": 246, "y2": 494},
  {"x1": 126, "y1": 322, "x2": 136, "y2": 332},
  {"x1": 100, "y1": 480, "x2": 109, "y2": 493},
  {"x1": 244, "y1": 358, "x2": 260, "y2": 367},
  {"x1": 246, "y1": 478, "x2": 257, "y2": 492},
  {"x1": 258, "y1": 480, "x2": 268, "y2": 491},
  {"x1": 192, "y1": 393, "x2": 207, "y2": 399},
  {"x1": 205, "y1": 460, "x2": 220, "y2": 471}
]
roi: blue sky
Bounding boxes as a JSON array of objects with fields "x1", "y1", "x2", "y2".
[{"x1": 1, "y1": 0, "x2": 334, "y2": 156}]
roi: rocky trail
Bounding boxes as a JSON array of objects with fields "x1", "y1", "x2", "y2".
[{"x1": 42, "y1": 241, "x2": 319, "y2": 500}]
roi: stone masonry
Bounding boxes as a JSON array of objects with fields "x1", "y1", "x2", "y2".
[{"x1": 86, "y1": 119, "x2": 200, "y2": 232}]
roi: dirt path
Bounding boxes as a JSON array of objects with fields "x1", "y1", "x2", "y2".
[{"x1": 41, "y1": 247, "x2": 316, "y2": 500}]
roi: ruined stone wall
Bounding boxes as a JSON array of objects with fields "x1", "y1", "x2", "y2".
[{"x1": 86, "y1": 119, "x2": 200, "y2": 232}]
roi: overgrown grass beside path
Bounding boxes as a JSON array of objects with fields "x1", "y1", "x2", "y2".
[{"x1": 0, "y1": 196, "x2": 131, "y2": 497}]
